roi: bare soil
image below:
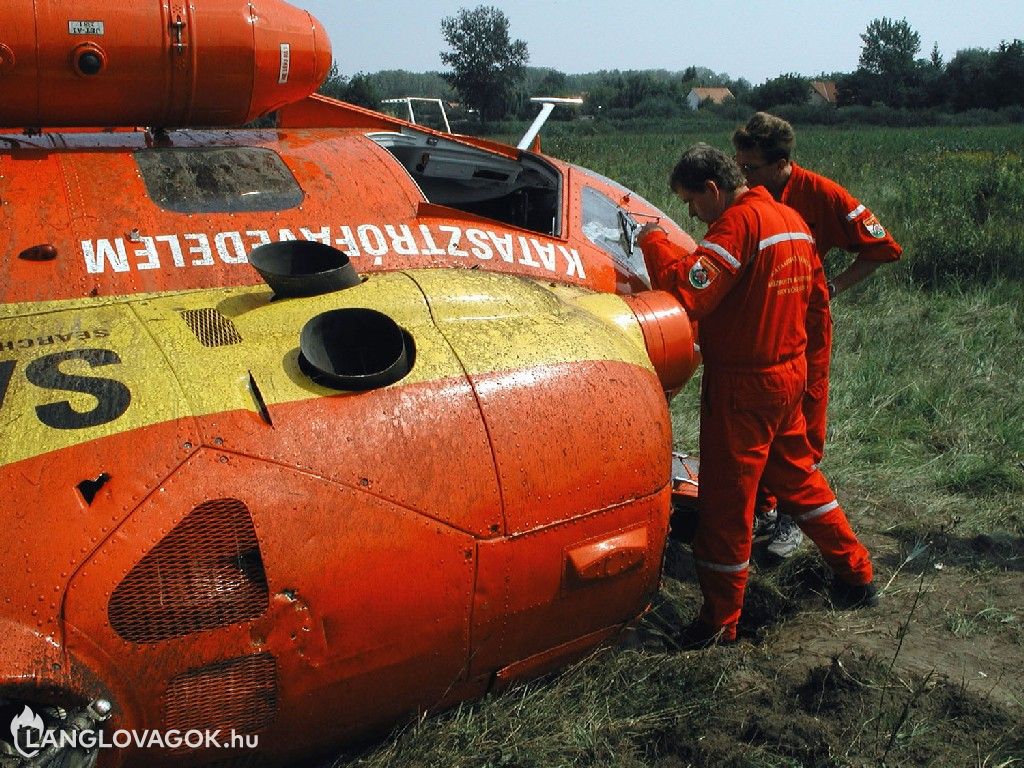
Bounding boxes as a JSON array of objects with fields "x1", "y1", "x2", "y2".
[{"x1": 652, "y1": 513, "x2": 1024, "y2": 767}]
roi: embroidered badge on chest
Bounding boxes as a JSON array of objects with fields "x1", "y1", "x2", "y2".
[{"x1": 863, "y1": 213, "x2": 886, "y2": 239}]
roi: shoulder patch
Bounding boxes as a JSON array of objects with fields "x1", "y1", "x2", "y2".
[
  {"x1": 688, "y1": 258, "x2": 720, "y2": 290},
  {"x1": 863, "y1": 213, "x2": 886, "y2": 239}
]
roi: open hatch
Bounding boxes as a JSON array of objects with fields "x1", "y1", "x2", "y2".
[{"x1": 368, "y1": 128, "x2": 562, "y2": 237}]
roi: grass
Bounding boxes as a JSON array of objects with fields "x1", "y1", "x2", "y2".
[
  {"x1": 329, "y1": 125, "x2": 1023, "y2": 767},
  {"x1": 333, "y1": 562, "x2": 1024, "y2": 767}
]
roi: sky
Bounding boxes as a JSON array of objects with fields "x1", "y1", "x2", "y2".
[{"x1": 298, "y1": 0, "x2": 1020, "y2": 85}]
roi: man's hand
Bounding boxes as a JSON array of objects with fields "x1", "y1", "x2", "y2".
[{"x1": 638, "y1": 222, "x2": 665, "y2": 241}]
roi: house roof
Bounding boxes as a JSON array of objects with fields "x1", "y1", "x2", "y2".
[
  {"x1": 809, "y1": 80, "x2": 838, "y2": 103},
  {"x1": 688, "y1": 87, "x2": 734, "y2": 104}
]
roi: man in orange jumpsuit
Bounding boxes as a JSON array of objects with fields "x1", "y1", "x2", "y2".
[
  {"x1": 638, "y1": 143, "x2": 876, "y2": 645},
  {"x1": 732, "y1": 112, "x2": 903, "y2": 559}
]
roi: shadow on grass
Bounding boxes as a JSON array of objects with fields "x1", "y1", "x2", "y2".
[{"x1": 883, "y1": 525, "x2": 1024, "y2": 573}]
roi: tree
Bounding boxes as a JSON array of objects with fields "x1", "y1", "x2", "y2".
[
  {"x1": 440, "y1": 6, "x2": 529, "y2": 122},
  {"x1": 858, "y1": 17, "x2": 921, "y2": 77},
  {"x1": 342, "y1": 73, "x2": 381, "y2": 109},
  {"x1": 748, "y1": 74, "x2": 810, "y2": 110},
  {"x1": 992, "y1": 39, "x2": 1024, "y2": 107},
  {"x1": 317, "y1": 63, "x2": 381, "y2": 109},
  {"x1": 856, "y1": 17, "x2": 923, "y2": 106},
  {"x1": 536, "y1": 69, "x2": 567, "y2": 96},
  {"x1": 318, "y1": 62, "x2": 348, "y2": 100},
  {"x1": 945, "y1": 48, "x2": 997, "y2": 110}
]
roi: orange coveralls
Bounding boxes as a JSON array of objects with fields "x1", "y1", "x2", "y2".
[
  {"x1": 640, "y1": 187, "x2": 873, "y2": 639},
  {"x1": 781, "y1": 162, "x2": 903, "y2": 460}
]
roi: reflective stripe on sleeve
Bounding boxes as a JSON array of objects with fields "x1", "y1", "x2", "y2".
[
  {"x1": 694, "y1": 558, "x2": 750, "y2": 573},
  {"x1": 795, "y1": 500, "x2": 839, "y2": 522},
  {"x1": 759, "y1": 231, "x2": 815, "y2": 251},
  {"x1": 846, "y1": 204, "x2": 866, "y2": 221},
  {"x1": 699, "y1": 240, "x2": 741, "y2": 269}
]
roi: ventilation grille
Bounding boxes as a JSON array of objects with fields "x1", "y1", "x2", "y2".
[
  {"x1": 109, "y1": 499, "x2": 269, "y2": 644},
  {"x1": 180, "y1": 308, "x2": 243, "y2": 347},
  {"x1": 164, "y1": 653, "x2": 277, "y2": 736}
]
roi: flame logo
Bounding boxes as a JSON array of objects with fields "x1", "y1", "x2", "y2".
[{"x1": 10, "y1": 704, "x2": 45, "y2": 759}]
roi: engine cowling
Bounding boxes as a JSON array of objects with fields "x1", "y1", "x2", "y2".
[{"x1": 0, "y1": 0, "x2": 331, "y2": 129}]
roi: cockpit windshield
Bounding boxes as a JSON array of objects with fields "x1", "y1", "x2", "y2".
[{"x1": 580, "y1": 186, "x2": 652, "y2": 287}]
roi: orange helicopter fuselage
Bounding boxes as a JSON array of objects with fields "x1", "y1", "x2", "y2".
[{"x1": 0, "y1": 2, "x2": 700, "y2": 765}]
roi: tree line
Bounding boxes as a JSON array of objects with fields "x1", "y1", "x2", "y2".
[{"x1": 320, "y1": 9, "x2": 1024, "y2": 124}]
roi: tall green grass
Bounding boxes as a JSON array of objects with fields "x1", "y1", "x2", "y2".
[
  {"x1": 545, "y1": 124, "x2": 1024, "y2": 536},
  {"x1": 544, "y1": 123, "x2": 1024, "y2": 286}
]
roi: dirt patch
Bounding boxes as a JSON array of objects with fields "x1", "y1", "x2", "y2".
[
  {"x1": 647, "y1": 645, "x2": 1022, "y2": 767},
  {"x1": 647, "y1": 527, "x2": 1024, "y2": 767}
]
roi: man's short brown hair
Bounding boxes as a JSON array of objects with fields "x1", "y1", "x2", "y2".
[
  {"x1": 669, "y1": 143, "x2": 746, "y2": 194},
  {"x1": 732, "y1": 112, "x2": 795, "y2": 162}
]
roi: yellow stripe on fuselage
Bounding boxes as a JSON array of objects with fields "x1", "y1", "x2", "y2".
[{"x1": 0, "y1": 269, "x2": 651, "y2": 466}]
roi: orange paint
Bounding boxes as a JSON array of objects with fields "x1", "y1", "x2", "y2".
[
  {"x1": 0, "y1": 1, "x2": 701, "y2": 763},
  {"x1": 0, "y1": 0, "x2": 330, "y2": 128}
]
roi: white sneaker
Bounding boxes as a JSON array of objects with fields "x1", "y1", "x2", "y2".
[
  {"x1": 753, "y1": 507, "x2": 778, "y2": 542},
  {"x1": 766, "y1": 514, "x2": 804, "y2": 558}
]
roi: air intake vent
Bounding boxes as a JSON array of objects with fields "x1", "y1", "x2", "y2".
[
  {"x1": 109, "y1": 499, "x2": 269, "y2": 643},
  {"x1": 164, "y1": 653, "x2": 277, "y2": 736},
  {"x1": 180, "y1": 308, "x2": 243, "y2": 347}
]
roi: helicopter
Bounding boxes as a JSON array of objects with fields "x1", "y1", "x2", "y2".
[{"x1": 0, "y1": 1, "x2": 701, "y2": 765}]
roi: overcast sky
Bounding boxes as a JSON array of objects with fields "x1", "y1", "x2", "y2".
[{"x1": 298, "y1": 0, "x2": 1019, "y2": 85}]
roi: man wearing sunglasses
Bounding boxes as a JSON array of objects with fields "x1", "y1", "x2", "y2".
[{"x1": 732, "y1": 112, "x2": 902, "y2": 561}]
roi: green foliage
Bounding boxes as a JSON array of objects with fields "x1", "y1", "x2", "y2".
[
  {"x1": 365, "y1": 70, "x2": 455, "y2": 101},
  {"x1": 439, "y1": 6, "x2": 529, "y2": 122},
  {"x1": 326, "y1": 15, "x2": 1023, "y2": 121},
  {"x1": 748, "y1": 73, "x2": 811, "y2": 110},
  {"x1": 318, "y1": 63, "x2": 381, "y2": 108},
  {"x1": 317, "y1": 62, "x2": 347, "y2": 100},
  {"x1": 846, "y1": 21, "x2": 1024, "y2": 113},
  {"x1": 992, "y1": 39, "x2": 1024, "y2": 108},
  {"x1": 858, "y1": 17, "x2": 921, "y2": 77},
  {"x1": 340, "y1": 73, "x2": 380, "y2": 109},
  {"x1": 945, "y1": 40, "x2": 1024, "y2": 111},
  {"x1": 946, "y1": 48, "x2": 1000, "y2": 111},
  {"x1": 576, "y1": 71, "x2": 686, "y2": 119}
]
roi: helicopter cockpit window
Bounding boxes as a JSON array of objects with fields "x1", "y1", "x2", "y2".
[
  {"x1": 135, "y1": 147, "x2": 304, "y2": 213},
  {"x1": 581, "y1": 186, "x2": 651, "y2": 285}
]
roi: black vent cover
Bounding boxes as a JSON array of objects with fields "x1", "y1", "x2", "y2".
[
  {"x1": 299, "y1": 308, "x2": 412, "y2": 391},
  {"x1": 180, "y1": 308, "x2": 244, "y2": 348},
  {"x1": 249, "y1": 240, "x2": 360, "y2": 298}
]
